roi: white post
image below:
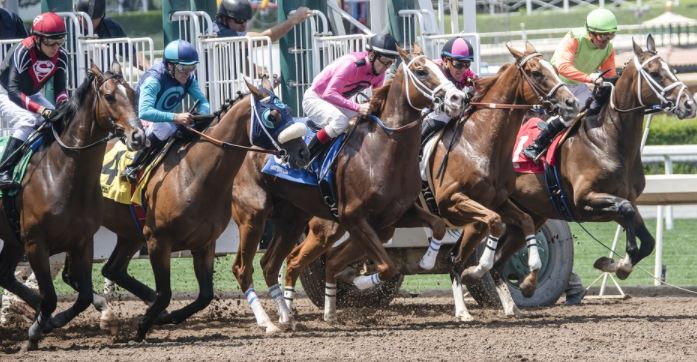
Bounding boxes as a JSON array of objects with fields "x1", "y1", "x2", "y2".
[
  {"x1": 437, "y1": 0, "x2": 445, "y2": 33},
  {"x1": 143, "y1": 0, "x2": 148, "y2": 12},
  {"x1": 654, "y1": 206, "x2": 664, "y2": 286},
  {"x1": 369, "y1": 1, "x2": 388, "y2": 33},
  {"x1": 526, "y1": 0, "x2": 532, "y2": 14},
  {"x1": 599, "y1": 0, "x2": 605, "y2": 8},
  {"x1": 563, "y1": 0, "x2": 569, "y2": 12},
  {"x1": 449, "y1": 0, "x2": 459, "y2": 34},
  {"x1": 665, "y1": 156, "x2": 674, "y2": 230},
  {"x1": 462, "y1": 0, "x2": 477, "y2": 33}
]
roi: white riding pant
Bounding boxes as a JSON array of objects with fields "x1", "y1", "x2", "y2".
[
  {"x1": 0, "y1": 86, "x2": 54, "y2": 141},
  {"x1": 302, "y1": 89, "x2": 357, "y2": 138},
  {"x1": 145, "y1": 121, "x2": 177, "y2": 141}
]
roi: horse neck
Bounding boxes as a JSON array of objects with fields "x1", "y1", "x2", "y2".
[
  {"x1": 467, "y1": 64, "x2": 528, "y2": 162},
  {"x1": 379, "y1": 68, "x2": 428, "y2": 137},
  {"x1": 582, "y1": 65, "x2": 645, "y2": 161},
  {"x1": 47, "y1": 91, "x2": 108, "y2": 186},
  {"x1": 185, "y1": 96, "x2": 252, "y2": 186}
]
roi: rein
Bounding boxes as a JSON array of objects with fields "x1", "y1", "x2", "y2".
[{"x1": 184, "y1": 126, "x2": 281, "y2": 156}]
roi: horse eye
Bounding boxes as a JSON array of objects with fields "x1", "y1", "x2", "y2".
[
  {"x1": 650, "y1": 71, "x2": 660, "y2": 77},
  {"x1": 104, "y1": 93, "x2": 116, "y2": 102},
  {"x1": 415, "y1": 68, "x2": 429, "y2": 77},
  {"x1": 532, "y1": 70, "x2": 543, "y2": 78}
]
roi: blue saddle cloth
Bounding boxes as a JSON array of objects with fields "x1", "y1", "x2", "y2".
[{"x1": 262, "y1": 118, "x2": 345, "y2": 188}]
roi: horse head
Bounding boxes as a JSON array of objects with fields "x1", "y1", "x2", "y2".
[
  {"x1": 396, "y1": 45, "x2": 467, "y2": 118},
  {"x1": 91, "y1": 62, "x2": 146, "y2": 151},
  {"x1": 245, "y1": 77, "x2": 310, "y2": 168},
  {"x1": 628, "y1": 34, "x2": 696, "y2": 119},
  {"x1": 507, "y1": 41, "x2": 579, "y2": 120}
]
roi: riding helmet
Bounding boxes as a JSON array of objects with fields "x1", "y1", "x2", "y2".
[
  {"x1": 441, "y1": 37, "x2": 475, "y2": 61},
  {"x1": 586, "y1": 8, "x2": 617, "y2": 33},
  {"x1": 31, "y1": 12, "x2": 67, "y2": 38},
  {"x1": 366, "y1": 33, "x2": 399, "y2": 58},
  {"x1": 164, "y1": 40, "x2": 199, "y2": 65},
  {"x1": 75, "y1": 0, "x2": 106, "y2": 19},
  {"x1": 218, "y1": 0, "x2": 253, "y2": 21}
]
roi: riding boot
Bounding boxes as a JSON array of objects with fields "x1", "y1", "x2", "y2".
[
  {"x1": 522, "y1": 116, "x2": 567, "y2": 161},
  {"x1": 0, "y1": 137, "x2": 25, "y2": 190},
  {"x1": 421, "y1": 118, "x2": 447, "y2": 145},
  {"x1": 307, "y1": 128, "x2": 332, "y2": 162},
  {"x1": 122, "y1": 134, "x2": 165, "y2": 182},
  {"x1": 584, "y1": 84, "x2": 611, "y2": 123}
]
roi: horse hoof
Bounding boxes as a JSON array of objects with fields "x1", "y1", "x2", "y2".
[
  {"x1": 264, "y1": 323, "x2": 281, "y2": 335},
  {"x1": 616, "y1": 267, "x2": 632, "y2": 280},
  {"x1": 593, "y1": 257, "x2": 617, "y2": 272},
  {"x1": 22, "y1": 339, "x2": 39, "y2": 352},
  {"x1": 278, "y1": 320, "x2": 296, "y2": 332},
  {"x1": 323, "y1": 315, "x2": 338, "y2": 324},
  {"x1": 519, "y1": 277, "x2": 537, "y2": 298},
  {"x1": 28, "y1": 321, "x2": 43, "y2": 341},
  {"x1": 455, "y1": 313, "x2": 474, "y2": 322},
  {"x1": 504, "y1": 307, "x2": 522, "y2": 318}
]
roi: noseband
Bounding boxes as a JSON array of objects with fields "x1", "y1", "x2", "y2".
[
  {"x1": 516, "y1": 52, "x2": 567, "y2": 113},
  {"x1": 402, "y1": 55, "x2": 459, "y2": 112}
]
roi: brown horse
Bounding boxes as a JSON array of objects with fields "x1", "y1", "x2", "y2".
[
  {"x1": 0, "y1": 63, "x2": 145, "y2": 349},
  {"x1": 484, "y1": 36, "x2": 695, "y2": 300},
  {"x1": 99, "y1": 78, "x2": 309, "y2": 341},
  {"x1": 229, "y1": 46, "x2": 467, "y2": 332},
  {"x1": 283, "y1": 42, "x2": 579, "y2": 322}
]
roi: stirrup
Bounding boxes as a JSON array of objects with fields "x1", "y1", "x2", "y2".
[{"x1": 122, "y1": 167, "x2": 140, "y2": 182}]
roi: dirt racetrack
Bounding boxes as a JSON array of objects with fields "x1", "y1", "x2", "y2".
[{"x1": 1, "y1": 293, "x2": 697, "y2": 360}]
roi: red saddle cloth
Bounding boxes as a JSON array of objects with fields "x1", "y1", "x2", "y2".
[{"x1": 512, "y1": 117, "x2": 565, "y2": 174}]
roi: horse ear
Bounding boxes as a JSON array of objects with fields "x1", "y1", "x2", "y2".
[
  {"x1": 397, "y1": 45, "x2": 411, "y2": 63},
  {"x1": 91, "y1": 62, "x2": 103, "y2": 78},
  {"x1": 111, "y1": 61, "x2": 122, "y2": 76},
  {"x1": 412, "y1": 43, "x2": 423, "y2": 56},
  {"x1": 525, "y1": 41, "x2": 537, "y2": 54},
  {"x1": 506, "y1": 42, "x2": 523, "y2": 61},
  {"x1": 244, "y1": 76, "x2": 265, "y2": 99},
  {"x1": 260, "y1": 75, "x2": 273, "y2": 92},
  {"x1": 646, "y1": 34, "x2": 656, "y2": 53},
  {"x1": 632, "y1": 37, "x2": 643, "y2": 57}
]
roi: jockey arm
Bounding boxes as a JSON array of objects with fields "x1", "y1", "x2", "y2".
[
  {"x1": 555, "y1": 33, "x2": 617, "y2": 83},
  {"x1": 320, "y1": 63, "x2": 362, "y2": 113},
  {"x1": 187, "y1": 78, "x2": 210, "y2": 115},
  {"x1": 5, "y1": 50, "x2": 68, "y2": 113},
  {"x1": 138, "y1": 77, "x2": 176, "y2": 122},
  {"x1": 52, "y1": 53, "x2": 69, "y2": 104}
]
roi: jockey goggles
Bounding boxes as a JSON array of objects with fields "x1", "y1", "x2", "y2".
[
  {"x1": 42, "y1": 37, "x2": 65, "y2": 47},
  {"x1": 376, "y1": 55, "x2": 396, "y2": 66},
  {"x1": 229, "y1": 16, "x2": 248, "y2": 24},
  {"x1": 449, "y1": 59, "x2": 471, "y2": 70},
  {"x1": 174, "y1": 64, "x2": 197, "y2": 73},
  {"x1": 591, "y1": 32, "x2": 615, "y2": 41}
]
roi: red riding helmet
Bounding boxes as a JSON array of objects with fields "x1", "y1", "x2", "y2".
[{"x1": 31, "y1": 12, "x2": 67, "y2": 38}]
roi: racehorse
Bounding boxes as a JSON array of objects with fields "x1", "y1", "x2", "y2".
[
  {"x1": 0, "y1": 63, "x2": 146, "y2": 350},
  {"x1": 484, "y1": 35, "x2": 695, "y2": 299},
  {"x1": 99, "y1": 77, "x2": 309, "y2": 341},
  {"x1": 283, "y1": 42, "x2": 579, "y2": 322},
  {"x1": 229, "y1": 45, "x2": 467, "y2": 332}
]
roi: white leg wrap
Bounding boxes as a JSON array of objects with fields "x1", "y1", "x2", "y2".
[
  {"x1": 495, "y1": 280, "x2": 520, "y2": 317},
  {"x1": 353, "y1": 273, "x2": 381, "y2": 290},
  {"x1": 471, "y1": 235, "x2": 498, "y2": 277},
  {"x1": 269, "y1": 284, "x2": 292, "y2": 325},
  {"x1": 418, "y1": 237, "x2": 442, "y2": 270},
  {"x1": 283, "y1": 286, "x2": 295, "y2": 311},
  {"x1": 245, "y1": 287, "x2": 271, "y2": 327},
  {"x1": 324, "y1": 282, "x2": 337, "y2": 322},
  {"x1": 526, "y1": 235, "x2": 542, "y2": 271},
  {"x1": 451, "y1": 276, "x2": 473, "y2": 322}
]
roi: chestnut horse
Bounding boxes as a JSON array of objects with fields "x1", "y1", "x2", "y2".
[
  {"x1": 483, "y1": 36, "x2": 695, "y2": 301},
  {"x1": 283, "y1": 42, "x2": 579, "y2": 322},
  {"x1": 99, "y1": 78, "x2": 309, "y2": 341},
  {"x1": 0, "y1": 63, "x2": 145, "y2": 349},
  {"x1": 229, "y1": 46, "x2": 467, "y2": 332}
]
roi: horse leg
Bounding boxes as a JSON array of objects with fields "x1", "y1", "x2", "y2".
[
  {"x1": 324, "y1": 238, "x2": 369, "y2": 324},
  {"x1": 61, "y1": 254, "x2": 115, "y2": 333},
  {"x1": 634, "y1": 212, "x2": 656, "y2": 265},
  {"x1": 490, "y1": 268, "x2": 522, "y2": 318},
  {"x1": 449, "y1": 270, "x2": 474, "y2": 322},
  {"x1": 261, "y1": 210, "x2": 310, "y2": 330},
  {"x1": 343, "y1": 218, "x2": 398, "y2": 288},
  {"x1": 102, "y1": 236, "x2": 156, "y2": 304},
  {"x1": 580, "y1": 193, "x2": 638, "y2": 279},
  {"x1": 25, "y1": 245, "x2": 57, "y2": 350},
  {"x1": 284, "y1": 218, "x2": 347, "y2": 317},
  {"x1": 135, "y1": 238, "x2": 172, "y2": 341},
  {"x1": 232, "y1": 213, "x2": 279, "y2": 334},
  {"x1": 156, "y1": 244, "x2": 215, "y2": 325},
  {"x1": 496, "y1": 200, "x2": 541, "y2": 298},
  {"x1": 391, "y1": 204, "x2": 447, "y2": 271},
  {"x1": 0, "y1": 243, "x2": 41, "y2": 325},
  {"x1": 50, "y1": 242, "x2": 94, "y2": 330}
]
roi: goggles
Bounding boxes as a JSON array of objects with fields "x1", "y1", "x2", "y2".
[
  {"x1": 174, "y1": 64, "x2": 197, "y2": 73},
  {"x1": 42, "y1": 37, "x2": 65, "y2": 47},
  {"x1": 230, "y1": 17, "x2": 248, "y2": 25},
  {"x1": 376, "y1": 55, "x2": 396, "y2": 66},
  {"x1": 592, "y1": 32, "x2": 615, "y2": 41},
  {"x1": 450, "y1": 59, "x2": 471, "y2": 70}
]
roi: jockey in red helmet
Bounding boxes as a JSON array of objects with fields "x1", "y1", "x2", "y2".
[{"x1": 0, "y1": 12, "x2": 69, "y2": 189}]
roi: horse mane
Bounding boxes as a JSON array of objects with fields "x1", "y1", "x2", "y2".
[
  {"x1": 367, "y1": 79, "x2": 393, "y2": 115},
  {"x1": 471, "y1": 63, "x2": 512, "y2": 102},
  {"x1": 50, "y1": 74, "x2": 96, "y2": 126}
]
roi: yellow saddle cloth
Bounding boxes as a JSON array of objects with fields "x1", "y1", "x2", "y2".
[{"x1": 100, "y1": 141, "x2": 163, "y2": 205}]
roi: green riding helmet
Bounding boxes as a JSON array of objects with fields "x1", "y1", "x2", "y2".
[{"x1": 586, "y1": 8, "x2": 618, "y2": 33}]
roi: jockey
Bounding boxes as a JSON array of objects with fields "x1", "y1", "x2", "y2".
[
  {"x1": 214, "y1": 0, "x2": 312, "y2": 41},
  {"x1": 523, "y1": 8, "x2": 617, "y2": 160},
  {"x1": 122, "y1": 40, "x2": 210, "y2": 181},
  {"x1": 0, "y1": 12, "x2": 68, "y2": 189},
  {"x1": 421, "y1": 37, "x2": 477, "y2": 143},
  {"x1": 303, "y1": 33, "x2": 399, "y2": 160}
]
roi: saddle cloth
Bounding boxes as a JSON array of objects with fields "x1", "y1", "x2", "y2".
[
  {"x1": 512, "y1": 117, "x2": 565, "y2": 174},
  {"x1": 0, "y1": 136, "x2": 40, "y2": 197}
]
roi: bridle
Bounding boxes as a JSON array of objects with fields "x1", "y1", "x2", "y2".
[
  {"x1": 402, "y1": 55, "x2": 459, "y2": 113},
  {"x1": 515, "y1": 52, "x2": 567, "y2": 113},
  {"x1": 609, "y1": 52, "x2": 689, "y2": 114}
]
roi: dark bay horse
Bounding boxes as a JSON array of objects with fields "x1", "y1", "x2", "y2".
[
  {"x1": 486, "y1": 36, "x2": 695, "y2": 299},
  {"x1": 283, "y1": 42, "x2": 579, "y2": 322},
  {"x1": 99, "y1": 78, "x2": 309, "y2": 341},
  {"x1": 230, "y1": 46, "x2": 467, "y2": 332},
  {"x1": 0, "y1": 63, "x2": 146, "y2": 350}
]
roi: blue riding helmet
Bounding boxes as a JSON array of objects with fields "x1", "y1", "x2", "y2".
[{"x1": 163, "y1": 40, "x2": 199, "y2": 65}]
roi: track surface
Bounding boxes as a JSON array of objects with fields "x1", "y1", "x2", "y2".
[{"x1": 2, "y1": 294, "x2": 696, "y2": 360}]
